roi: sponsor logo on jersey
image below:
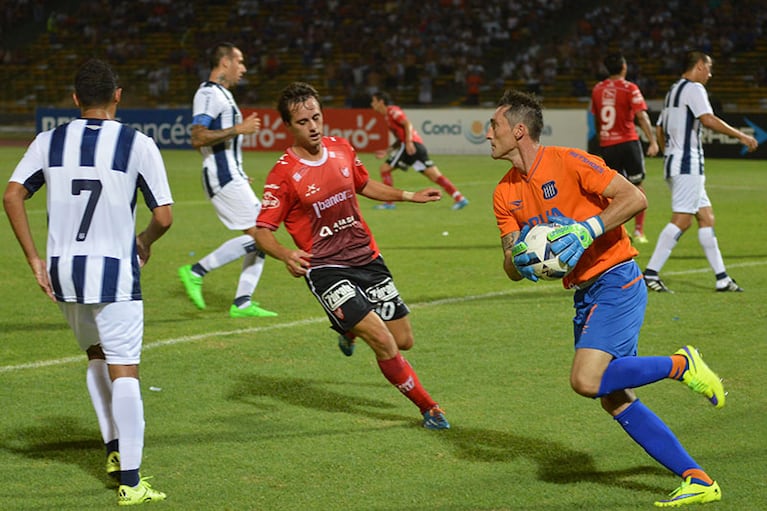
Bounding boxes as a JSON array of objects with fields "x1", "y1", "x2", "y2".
[
  {"x1": 262, "y1": 191, "x2": 280, "y2": 209},
  {"x1": 311, "y1": 190, "x2": 353, "y2": 218},
  {"x1": 567, "y1": 150, "x2": 606, "y2": 173},
  {"x1": 322, "y1": 279, "x2": 356, "y2": 310}
]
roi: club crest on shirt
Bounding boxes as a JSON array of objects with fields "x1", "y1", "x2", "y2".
[
  {"x1": 541, "y1": 180, "x2": 558, "y2": 199},
  {"x1": 340, "y1": 166, "x2": 350, "y2": 178}
]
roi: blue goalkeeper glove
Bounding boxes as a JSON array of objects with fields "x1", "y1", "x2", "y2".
[
  {"x1": 547, "y1": 215, "x2": 604, "y2": 268},
  {"x1": 510, "y1": 224, "x2": 539, "y2": 282}
]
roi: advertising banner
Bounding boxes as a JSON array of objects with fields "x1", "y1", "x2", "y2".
[
  {"x1": 36, "y1": 108, "x2": 192, "y2": 149},
  {"x1": 403, "y1": 108, "x2": 588, "y2": 154},
  {"x1": 35, "y1": 108, "x2": 767, "y2": 158},
  {"x1": 239, "y1": 108, "x2": 388, "y2": 152}
]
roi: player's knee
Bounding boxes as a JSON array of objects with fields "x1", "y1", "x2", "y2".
[
  {"x1": 570, "y1": 373, "x2": 600, "y2": 398},
  {"x1": 396, "y1": 333, "x2": 414, "y2": 351}
]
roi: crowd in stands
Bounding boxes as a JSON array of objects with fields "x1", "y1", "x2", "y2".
[{"x1": 0, "y1": 0, "x2": 765, "y2": 114}]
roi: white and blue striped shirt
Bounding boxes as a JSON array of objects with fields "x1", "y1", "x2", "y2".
[
  {"x1": 9, "y1": 118, "x2": 173, "y2": 304},
  {"x1": 192, "y1": 81, "x2": 248, "y2": 197},
  {"x1": 656, "y1": 78, "x2": 713, "y2": 178}
]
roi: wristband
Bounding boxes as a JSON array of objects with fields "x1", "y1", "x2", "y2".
[
  {"x1": 402, "y1": 191, "x2": 414, "y2": 201},
  {"x1": 583, "y1": 216, "x2": 604, "y2": 238}
]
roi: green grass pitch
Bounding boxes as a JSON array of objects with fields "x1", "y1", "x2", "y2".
[{"x1": 1, "y1": 146, "x2": 765, "y2": 510}]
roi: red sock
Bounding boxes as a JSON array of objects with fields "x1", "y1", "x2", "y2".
[
  {"x1": 634, "y1": 188, "x2": 646, "y2": 234},
  {"x1": 381, "y1": 171, "x2": 394, "y2": 205},
  {"x1": 435, "y1": 175, "x2": 462, "y2": 200},
  {"x1": 634, "y1": 209, "x2": 646, "y2": 234},
  {"x1": 377, "y1": 353, "x2": 436, "y2": 413}
]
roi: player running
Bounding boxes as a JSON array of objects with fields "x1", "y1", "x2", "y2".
[
  {"x1": 253, "y1": 82, "x2": 450, "y2": 430},
  {"x1": 489, "y1": 88, "x2": 725, "y2": 508},
  {"x1": 370, "y1": 91, "x2": 468, "y2": 210}
]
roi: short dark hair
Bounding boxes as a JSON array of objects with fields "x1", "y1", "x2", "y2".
[
  {"x1": 209, "y1": 42, "x2": 236, "y2": 69},
  {"x1": 603, "y1": 53, "x2": 625, "y2": 75},
  {"x1": 496, "y1": 89, "x2": 544, "y2": 141},
  {"x1": 74, "y1": 58, "x2": 119, "y2": 108},
  {"x1": 276, "y1": 82, "x2": 322, "y2": 123},
  {"x1": 372, "y1": 91, "x2": 392, "y2": 105},
  {"x1": 684, "y1": 50, "x2": 710, "y2": 73}
]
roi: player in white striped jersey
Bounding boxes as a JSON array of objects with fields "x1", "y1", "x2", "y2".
[
  {"x1": 178, "y1": 42, "x2": 277, "y2": 318},
  {"x1": 644, "y1": 51, "x2": 758, "y2": 293},
  {"x1": 4, "y1": 59, "x2": 170, "y2": 504}
]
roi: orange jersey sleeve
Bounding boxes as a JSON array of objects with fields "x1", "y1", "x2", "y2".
[{"x1": 493, "y1": 146, "x2": 638, "y2": 288}]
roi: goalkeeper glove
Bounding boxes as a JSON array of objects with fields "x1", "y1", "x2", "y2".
[
  {"x1": 547, "y1": 215, "x2": 604, "y2": 268},
  {"x1": 510, "y1": 224, "x2": 539, "y2": 282}
]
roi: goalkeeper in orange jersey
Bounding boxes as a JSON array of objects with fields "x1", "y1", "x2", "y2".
[{"x1": 487, "y1": 88, "x2": 725, "y2": 508}]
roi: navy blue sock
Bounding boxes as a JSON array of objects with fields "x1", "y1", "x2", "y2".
[
  {"x1": 105, "y1": 438, "x2": 119, "y2": 455},
  {"x1": 191, "y1": 263, "x2": 208, "y2": 276},
  {"x1": 121, "y1": 468, "x2": 140, "y2": 488},
  {"x1": 598, "y1": 356, "x2": 673, "y2": 396},
  {"x1": 614, "y1": 400, "x2": 700, "y2": 477}
]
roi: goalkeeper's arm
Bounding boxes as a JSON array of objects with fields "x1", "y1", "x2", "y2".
[{"x1": 549, "y1": 175, "x2": 647, "y2": 267}]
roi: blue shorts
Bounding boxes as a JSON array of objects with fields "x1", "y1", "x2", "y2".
[{"x1": 572, "y1": 260, "x2": 647, "y2": 358}]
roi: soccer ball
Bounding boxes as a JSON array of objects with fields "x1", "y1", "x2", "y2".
[{"x1": 523, "y1": 223, "x2": 572, "y2": 280}]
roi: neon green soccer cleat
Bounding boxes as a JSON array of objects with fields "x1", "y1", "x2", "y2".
[
  {"x1": 178, "y1": 265, "x2": 206, "y2": 310},
  {"x1": 654, "y1": 478, "x2": 721, "y2": 507},
  {"x1": 675, "y1": 345, "x2": 726, "y2": 409},
  {"x1": 117, "y1": 477, "x2": 166, "y2": 506},
  {"x1": 229, "y1": 304, "x2": 278, "y2": 318},
  {"x1": 106, "y1": 451, "x2": 120, "y2": 481}
]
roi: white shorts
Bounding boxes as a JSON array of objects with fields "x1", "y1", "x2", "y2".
[
  {"x1": 667, "y1": 174, "x2": 711, "y2": 214},
  {"x1": 58, "y1": 301, "x2": 143, "y2": 365},
  {"x1": 211, "y1": 180, "x2": 261, "y2": 230}
]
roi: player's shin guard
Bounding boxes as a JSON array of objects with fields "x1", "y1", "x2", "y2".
[
  {"x1": 614, "y1": 400, "x2": 700, "y2": 477},
  {"x1": 112, "y1": 377, "x2": 145, "y2": 487},
  {"x1": 377, "y1": 353, "x2": 436, "y2": 413},
  {"x1": 435, "y1": 175, "x2": 460, "y2": 198},
  {"x1": 381, "y1": 170, "x2": 394, "y2": 188},
  {"x1": 87, "y1": 359, "x2": 117, "y2": 444},
  {"x1": 597, "y1": 356, "x2": 674, "y2": 396}
]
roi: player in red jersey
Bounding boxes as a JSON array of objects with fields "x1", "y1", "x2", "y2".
[
  {"x1": 370, "y1": 91, "x2": 468, "y2": 210},
  {"x1": 591, "y1": 53, "x2": 658, "y2": 243},
  {"x1": 254, "y1": 82, "x2": 450, "y2": 430},
  {"x1": 488, "y1": 89, "x2": 724, "y2": 507}
]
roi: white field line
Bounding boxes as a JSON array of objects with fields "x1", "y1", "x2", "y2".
[{"x1": 1, "y1": 261, "x2": 764, "y2": 374}]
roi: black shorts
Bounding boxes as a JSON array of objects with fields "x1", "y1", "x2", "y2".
[
  {"x1": 305, "y1": 256, "x2": 410, "y2": 334},
  {"x1": 387, "y1": 141, "x2": 434, "y2": 172},
  {"x1": 600, "y1": 140, "x2": 645, "y2": 185}
]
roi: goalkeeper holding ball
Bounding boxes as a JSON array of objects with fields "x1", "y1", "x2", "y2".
[{"x1": 487, "y1": 89, "x2": 725, "y2": 508}]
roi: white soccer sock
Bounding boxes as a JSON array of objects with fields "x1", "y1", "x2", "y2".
[
  {"x1": 111, "y1": 377, "x2": 145, "y2": 472},
  {"x1": 198, "y1": 234, "x2": 253, "y2": 272},
  {"x1": 645, "y1": 223, "x2": 682, "y2": 273},
  {"x1": 86, "y1": 359, "x2": 117, "y2": 444},
  {"x1": 698, "y1": 226, "x2": 727, "y2": 277},
  {"x1": 234, "y1": 251, "x2": 266, "y2": 306}
]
